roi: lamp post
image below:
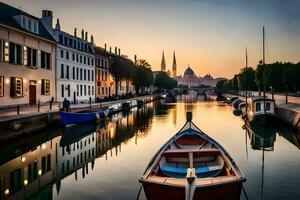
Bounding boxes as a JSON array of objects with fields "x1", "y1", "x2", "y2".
[{"x1": 270, "y1": 86, "x2": 274, "y2": 100}]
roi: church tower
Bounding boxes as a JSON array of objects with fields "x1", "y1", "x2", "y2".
[
  {"x1": 172, "y1": 51, "x2": 177, "y2": 77},
  {"x1": 161, "y1": 50, "x2": 166, "y2": 71}
]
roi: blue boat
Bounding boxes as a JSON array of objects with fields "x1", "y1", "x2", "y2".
[{"x1": 60, "y1": 109, "x2": 107, "y2": 126}]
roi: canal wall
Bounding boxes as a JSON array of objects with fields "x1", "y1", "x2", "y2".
[{"x1": 0, "y1": 95, "x2": 160, "y2": 142}]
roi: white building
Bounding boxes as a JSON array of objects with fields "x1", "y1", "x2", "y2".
[{"x1": 41, "y1": 10, "x2": 95, "y2": 103}]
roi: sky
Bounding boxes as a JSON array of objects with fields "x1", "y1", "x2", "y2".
[{"x1": 3, "y1": 0, "x2": 300, "y2": 78}]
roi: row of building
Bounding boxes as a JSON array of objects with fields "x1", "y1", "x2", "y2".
[{"x1": 0, "y1": 2, "x2": 135, "y2": 107}]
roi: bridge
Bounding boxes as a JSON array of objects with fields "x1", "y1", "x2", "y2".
[{"x1": 174, "y1": 86, "x2": 216, "y2": 98}]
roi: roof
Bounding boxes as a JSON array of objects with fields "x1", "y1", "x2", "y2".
[
  {"x1": 248, "y1": 96, "x2": 275, "y2": 102},
  {"x1": 95, "y1": 46, "x2": 109, "y2": 57},
  {"x1": 0, "y1": 2, "x2": 55, "y2": 42},
  {"x1": 184, "y1": 67, "x2": 196, "y2": 77}
]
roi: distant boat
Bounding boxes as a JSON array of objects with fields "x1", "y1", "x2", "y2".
[
  {"x1": 243, "y1": 96, "x2": 275, "y2": 124},
  {"x1": 60, "y1": 109, "x2": 106, "y2": 126},
  {"x1": 139, "y1": 112, "x2": 246, "y2": 200}
]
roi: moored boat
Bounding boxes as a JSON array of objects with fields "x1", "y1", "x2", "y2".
[
  {"x1": 139, "y1": 112, "x2": 246, "y2": 200},
  {"x1": 60, "y1": 109, "x2": 106, "y2": 126}
]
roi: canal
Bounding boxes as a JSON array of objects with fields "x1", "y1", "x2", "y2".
[{"x1": 1, "y1": 95, "x2": 300, "y2": 200}]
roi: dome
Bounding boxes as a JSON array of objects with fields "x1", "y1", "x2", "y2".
[{"x1": 184, "y1": 67, "x2": 196, "y2": 77}]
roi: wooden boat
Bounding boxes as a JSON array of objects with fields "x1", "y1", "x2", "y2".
[
  {"x1": 139, "y1": 112, "x2": 246, "y2": 200},
  {"x1": 60, "y1": 109, "x2": 106, "y2": 126}
]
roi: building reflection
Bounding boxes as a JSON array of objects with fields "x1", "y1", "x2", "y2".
[{"x1": 0, "y1": 102, "x2": 155, "y2": 200}]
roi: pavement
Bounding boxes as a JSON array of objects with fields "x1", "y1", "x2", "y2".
[{"x1": 0, "y1": 95, "x2": 155, "y2": 122}]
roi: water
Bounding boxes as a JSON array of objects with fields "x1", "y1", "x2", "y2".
[{"x1": 1, "y1": 96, "x2": 300, "y2": 200}]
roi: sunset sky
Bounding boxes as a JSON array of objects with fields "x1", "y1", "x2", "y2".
[{"x1": 4, "y1": 0, "x2": 300, "y2": 78}]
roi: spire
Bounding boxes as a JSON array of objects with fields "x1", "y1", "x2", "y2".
[
  {"x1": 172, "y1": 51, "x2": 177, "y2": 77},
  {"x1": 161, "y1": 50, "x2": 166, "y2": 71}
]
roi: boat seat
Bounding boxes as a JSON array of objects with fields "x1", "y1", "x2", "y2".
[
  {"x1": 160, "y1": 163, "x2": 224, "y2": 179},
  {"x1": 163, "y1": 148, "x2": 220, "y2": 158}
]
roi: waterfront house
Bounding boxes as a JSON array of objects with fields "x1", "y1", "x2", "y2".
[
  {"x1": 41, "y1": 11, "x2": 95, "y2": 103},
  {"x1": 95, "y1": 46, "x2": 113, "y2": 100},
  {"x1": 0, "y1": 2, "x2": 56, "y2": 107}
]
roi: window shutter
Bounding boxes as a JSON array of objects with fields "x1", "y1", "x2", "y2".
[{"x1": 10, "y1": 77, "x2": 16, "y2": 97}]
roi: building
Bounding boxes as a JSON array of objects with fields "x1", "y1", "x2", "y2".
[
  {"x1": 41, "y1": 11, "x2": 95, "y2": 103},
  {"x1": 0, "y1": 2, "x2": 56, "y2": 107},
  {"x1": 95, "y1": 46, "x2": 113, "y2": 100},
  {"x1": 174, "y1": 66, "x2": 222, "y2": 88},
  {"x1": 172, "y1": 51, "x2": 177, "y2": 77},
  {"x1": 161, "y1": 50, "x2": 166, "y2": 71}
]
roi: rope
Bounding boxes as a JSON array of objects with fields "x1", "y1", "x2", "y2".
[
  {"x1": 242, "y1": 184, "x2": 249, "y2": 200},
  {"x1": 136, "y1": 185, "x2": 143, "y2": 200}
]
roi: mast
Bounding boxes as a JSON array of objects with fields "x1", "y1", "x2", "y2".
[
  {"x1": 262, "y1": 26, "x2": 266, "y2": 114},
  {"x1": 245, "y1": 47, "x2": 248, "y2": 113}
]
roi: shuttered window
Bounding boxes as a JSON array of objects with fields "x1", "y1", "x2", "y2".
[
  {"x1": 10, "y1": 77, "x2": 23, "y2": 97},
  {"x1": 41, "y1": 79, "x2": 50, "y2": 95}
]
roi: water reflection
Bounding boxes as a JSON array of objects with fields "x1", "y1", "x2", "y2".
[{"x1": 0, "y1": 102, "x2": 161, "y2": 200}]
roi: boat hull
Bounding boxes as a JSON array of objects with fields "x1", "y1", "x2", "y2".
[
  {"x1": 141, "y1": 180, "x2": 243, "y2": 200},
  {"x1": 60, "y1": 110, "x2": 106, "y2": 126}
]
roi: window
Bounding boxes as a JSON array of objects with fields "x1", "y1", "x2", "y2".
[
  {"x1": 66, "y1": 65, "x2": 69, "y2": 79},
  {"x1": 59, "y1": 35, "x2": 63, "y2": 43},
  {"x1": 84, "y1": 85, "x2": 86, "y2": 96},
  {"x1": 91, "y1": 70, "x2": 94, "y2": 81},
  {"x1": 80, "y1": 85, "x2": 82, "y2": 96},
  {"x1": 60, "y1": 49, "x2": 64, "y2": 58},
  {"x1": 0, "y1": 39, "x2": 9, "y2": 62},
  {"x1": 80, "y1": 55, "x2": 82, "y2": 63},
  {"x1": 80, "y1": 68, "x2": 83, "y2": 80},
  {"x1": 88, "y1": 70, "x2": 90, "y2": 81},
  {"x1": 64, "y1": 37, "x2": 68, "y2": 46},
  {"x1": 84, "y1": 56, "x2": 86, "y2": 64},
  {"x1": 41, "y1": 79, "x2": 50, "y2": 95},
  {"x1": 0, "y1": 76, "x2": 4, "y2": 97},
  {"x1": 92, "y1": 86, "x2": 94, "y2": 95},
  {"x1": 76, "y1": 54, "x2": 78, "y2": 62},
  {"x1": 61, "y1": 64, "x2": 64, "y2": 78},
  {"x1": 77, "y1": 85, "x2": 79, "y2": 96},
  {"x1": 102, "y1": 87, "x2": 104, "y2": 95},
  {"x1": 84, "y1": 69, "x2": 86, "y2": 80},
  {"x1": 33, "y1": 21, "x2": 38, "y2": 33},
  {"x1": 41, "y1": 51, "x2": 51, "y2": 69},
  {"x1": 27, "y1": 47, "x2": 37, "y2": 67},
  {"x1": 91, "y1": 58, "x2": 94, "y2": 66},
  {"x1": 22, "y1": 16, "x2": 26, "y2": 28},
  {"x1": 28, "y1": 18, "x2": 32, "y2": 31},
  {"x1": 9, "y1": 42, "x2": 22, "y2": 65},
  {"x1": 67, "y1": 84, "x2": 70, "y2": 97},
  {"x1": 88, "y1": 57, "x2": 90, "y2": 65},
  {"x1": 76, "y1": 68, "x2": 79, "y2": 80},
  {"x1": 72, "y1": 53, "x2": 75, "y2": 61},
  {"x1": 73, "y1": 67, "x2": 75, "y2": 79},
  {"x1": 266, "y1": 102, "x2": 271, "y2": 111},
  {"x1": 255, "y1": 102, "x2": 261, "y2": 112},
  {"x1": 61, "y1": 84, "x2": 64, "y2": 97},
  {"x1": 88, "y1": 86, "x2": 90, "y2": 95},
  {"x1": 10, "y1": 77, "x2": 23, "y2": 97},
  {"x1": 66, "y1": 51, "x2": 69, "y2": 60},
  {"x1": 69, "y1": 38, "x2": 73, "y2": 47}
]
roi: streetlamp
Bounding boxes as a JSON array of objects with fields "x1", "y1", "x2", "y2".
[{"x1": 270, "y1": 86, "x2": 274, "y2": 100}]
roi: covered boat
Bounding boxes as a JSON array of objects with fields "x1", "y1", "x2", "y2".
[
  {"x1": 60, "y1": 109, "x2": 106, "y2": 126},
  {"x1": 139, "y1": 112, "x2": 246, "y2": 200}
]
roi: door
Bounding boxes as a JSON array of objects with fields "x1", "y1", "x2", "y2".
[{"x1": 29, "y1": 84, "x2": 36, "y2": 105}]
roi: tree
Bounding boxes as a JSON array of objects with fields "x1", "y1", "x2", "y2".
[
  {"x1": 132, "y1": 59, "x2": 154, "y2": 95},
  {"x1": 154, "y1": 71, "x2": 177, "y2": 91},
  {"x1": 238, "y1": 67, "x2": 257, "y2": 91},
  {"x1": 216, "y1": 79, "x2": 227, "y2": 91}
]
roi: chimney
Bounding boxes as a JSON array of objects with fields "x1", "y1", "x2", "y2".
[
  {"x1": 114, "y1": 47, "x2": 117, "y2": 55},
  {"x1": 134, "y1": 55, "x2": 137, "y2": 64},
  {"x1": 104, "y1": 43, "x2": 107, "y2": 51},
  {"x1": 74, "y1": 28, "x2": 77, "y2": 37},
  {"x1": 81, "y1": 29, "x2": 84, "y2": 40},
  {"x1": 109, "y1": 47, "x2": 112, "y2": 53},
  {"x1": 85, "y1": 32, "x2": 88, "y2": 41},
  {"x1": 41, "y1": 10, "x2": 53, "y2": 30},
  {"x1": 55, "y1": 18, "x2": 60, "y2": 31},
  {"x1": 118, "y1": 48, "x2": 120, "y2": 56},
  {"x1": 90, "y1": 35, "x2": 94, "y2": 44}
]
